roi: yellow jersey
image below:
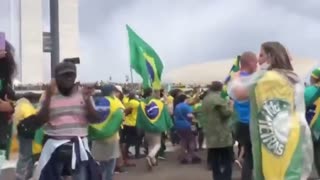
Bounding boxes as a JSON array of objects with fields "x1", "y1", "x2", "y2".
[
  {"x1": 122, "y1": 96, "x2": 130, "y2": 107},
  {"x1": 124, "y1": 99, "x2": 140, "y2": 127}
]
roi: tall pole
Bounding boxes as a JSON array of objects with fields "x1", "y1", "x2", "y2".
[
  {"x1": 50, "y1": 0, "x2": 60, "y2": 77},
  {"x1": 130, "y1": 68, "x2": 134, "y2": 84}
]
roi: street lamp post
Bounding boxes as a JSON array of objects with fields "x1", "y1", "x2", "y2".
[{"x1": 50, "y1": 0, "x2": 60, "y2": 77}]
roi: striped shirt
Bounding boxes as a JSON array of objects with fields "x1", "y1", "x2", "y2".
[{"x1": 43, "y1": 90, "x2": 89, "y2": 137}]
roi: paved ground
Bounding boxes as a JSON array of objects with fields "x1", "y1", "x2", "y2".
[
  {"x1": 114, "y1": 150, "x2": 241, "y2": 180},
  {"x1": 0, "y1": 147, "x2": 319, "y2": 180},
  {"x1": 0, "y1": 150, "x2": 238, "y2": 180}
]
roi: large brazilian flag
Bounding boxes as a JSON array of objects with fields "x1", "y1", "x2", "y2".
[
  {"x1": 89, "y1": 96, "x2": 124, "y2": 140},
  {"x1": 127, "y1": 25, "x2": 164, "y2": 90},
  {"x1": 250, "y1": 71, "x2": 312, "y2": 180},
  {"x1": 137, "y1": 98, "x2": 173, "y2": 133}
]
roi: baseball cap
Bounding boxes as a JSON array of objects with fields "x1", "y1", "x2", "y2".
[
  {"x1": 311, "y1": 68, "x2": 320, "y2": 79},
  {"x1": 55, "y1": 62, "x2": 76, "y2": 76},
  {"x1": 101, "y1": 84, "x2": 116, "y2": 96},
  {"x1": 115, "y1": 85, "x2": 123, "y2": 94}
]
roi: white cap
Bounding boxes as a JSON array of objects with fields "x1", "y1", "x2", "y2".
[{"x1": 115, "y1": 85, "x2": 123, "y2": 94}]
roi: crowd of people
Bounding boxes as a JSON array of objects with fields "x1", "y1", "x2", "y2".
[{"x1": 0, "y1": 39, "x2": 319, "y2": 180}]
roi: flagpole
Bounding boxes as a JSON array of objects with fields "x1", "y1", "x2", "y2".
[{"x1": 130, "y1": 68, "x2": 134, "y2": 84}]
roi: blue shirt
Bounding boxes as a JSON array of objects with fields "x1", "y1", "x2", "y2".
[
  {"x1": 174, "y1": 102, "x2": 193, "y2": 130},
  {"x1": 234, "y1": 71, "x2": 251, "y2": 124},
  {"x1": 234, "y1": 100, "x2": 250, "y2": 124}
]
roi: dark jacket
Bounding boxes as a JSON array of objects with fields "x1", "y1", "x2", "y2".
[
  {"x1": 202, "y1": 92, "x2": 233, "y2": 148},
  {"x1": 0, "y1": 82, "x2": 15, "y2": 155}
]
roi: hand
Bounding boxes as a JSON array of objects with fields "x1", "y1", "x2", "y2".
[
  {"x1": 0, "y1": 50, "x2": 7, "y2": 59},
  {"x1": 82, "y1": 86, "x2": 92, "y2": 101},
  {"x1": 163, "y1": 91, "x2": 168, "y2": 102},
  {"x1": 45, "y1": 79, "x2": 56, "y2": 98},
  {"x1": 228, "y1": 99, "x2": 234, "y2": 107},
  {"x1": 0, "y1": 95, "x2": 14, "y2": 113}
]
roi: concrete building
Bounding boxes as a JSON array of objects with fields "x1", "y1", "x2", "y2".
[
  {"x1": 20, "y1": 0, "x2": 44, "y2": 84},
  {"x1": 58, "y1": 0, "x2": 80, "y2": 60},
  {"x1": 2, "y1": 0, "x2": 80, "y2": 84}
]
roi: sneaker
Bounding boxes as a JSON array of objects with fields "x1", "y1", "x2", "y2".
[
  {"x1": 151, "y1": 157, "x2": 158, "y2": 166},
  {"x1": 114, "y1": 166, "x2": 128, "y2": 174},
  {"x1": 146, "y1": 156, "x2": 153, "y2": 171},
  {"x1": 135, "y1": 154, "x2": 146, "y2": 159},
  {"x1": 235, "y1": 160, "x2": 243, "y2": 169},
  {"x1": 180, "y1": 158, "x2": 189, "y2": 164},
  {"x1": 191, "y1": 157, "x2": 202, "y2": 164},
  {"x1": 158, "y1": 155, "x2": 166, "y2": 160}
]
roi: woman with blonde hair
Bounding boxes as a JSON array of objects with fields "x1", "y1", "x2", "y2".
[{"x1": 230, "y1": 41, "x2": 313, "y2": 180}]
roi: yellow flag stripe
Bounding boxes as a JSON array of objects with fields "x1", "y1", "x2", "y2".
[
  {"x1": 255, "y1": 71, "x2": 300, "y2": 179},
  {"x1": 141, "y1": 99, "x2": 164, "y2": 124}
]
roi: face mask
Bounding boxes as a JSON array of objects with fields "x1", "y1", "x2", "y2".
[
  {"x1": 57, "y1": 84, "x2": 74, "y2": 96},
  {"x1": 260, "y1": 62, "x2": 270, "y2": 70}
]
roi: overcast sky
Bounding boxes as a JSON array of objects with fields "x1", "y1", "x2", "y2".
[
  {"x1": 1, "y1": 0, "x2": 320, "y2": 82},
  {"x1": 77, "y1": 0, "x2": 320, "y2": 82}
]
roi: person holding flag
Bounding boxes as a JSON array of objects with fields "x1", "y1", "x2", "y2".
[
  {"x1": 229, "y1": 42, "x2": 313, "y2": 180},
  {"x1": 232, "y1": 52, "x2": 258, "y2": 180},
  {"x1": 126, "y1": 25, "x2": 163, "y2": 90},
  {"x1": 126, "y1": 25, "x2": 173, "y2": 170}
]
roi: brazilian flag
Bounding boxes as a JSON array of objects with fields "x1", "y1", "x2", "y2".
[
  {"x1": 250, "y1": 71, "x2": 312, "y2": 180},
  {"x1": 221, "y1": 55, "x2": 241, "y2": 99},
  {"x1": 89, "y1": 96, "x2": 124, "y2": 140},
  {"x1": 137, "y1": 98, "x2": 173, "y2": 133},
  {"x1": 127, "y1": 25, "x2": 164, "y2": 89}
]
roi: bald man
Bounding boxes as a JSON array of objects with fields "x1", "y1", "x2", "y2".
[
  {"x1": 239, "y1": 52, "x2": 258, "y2": 74},
  {"x1": 233, "y1": 51, "x2": 257, "y2": 180}
]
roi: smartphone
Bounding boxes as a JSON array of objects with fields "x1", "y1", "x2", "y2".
[
  {"x1": 64, "y1": 57, "x2": 80, "y2": 64},
  {"x1": 0, "y1": 32, "x2": 5, "y2": 51}
]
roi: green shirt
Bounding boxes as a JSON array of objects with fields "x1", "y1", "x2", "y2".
[
  {"x1": 193, "y1": 103, "x2": 204, "y2": 128},
  {"x1": 305, "y1": 85, "x2": 320, "y2": 139}
]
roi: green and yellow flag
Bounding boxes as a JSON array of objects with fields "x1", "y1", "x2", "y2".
[
  {"x1": 250, "y1": 71, "x2": 312, "y2": 180},
  {"x1": 89, "y1": 96, "x2": 124, "y2": 140},
  {"x1": 33, "y1": 128, "x2": 44, "y2": 155},
  {"x1": 305, "y1": 68, "x2": 320, "y2": 139},
  {"x1": 221, "y1": 55, "x2": 241, "y2": 99},
  {"x1": 137, "y1": 98, "x2": 173, "y2": 133},
  {"x1": 127, "y1": 25, "x2": 164, "y2": 89}
]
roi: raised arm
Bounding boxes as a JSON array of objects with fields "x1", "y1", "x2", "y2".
[
  {"x1": 82, "y1": 87, "x2": 103, "y2": 124},
  {"x1": 36, "y1": 80, "x2": 57, "y2": 123}
]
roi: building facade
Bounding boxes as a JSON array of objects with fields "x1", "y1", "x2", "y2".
[{"x1": 1, "y1": 0, "x2": 80, "y2": 84}]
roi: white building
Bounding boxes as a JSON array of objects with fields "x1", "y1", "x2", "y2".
[
  {"x1": 1, "y1": 0, "x2": 80, "y2": 84},
  {"x1": 164, "y1": 58, "x2": 319, "y2": 84}
]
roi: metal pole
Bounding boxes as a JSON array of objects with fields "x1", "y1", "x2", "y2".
[
  {"x1": 50, "y1": 0, "x2": 60, "y2": 77},
  {"x1": 130, "y1": 68, "x2": 134, "y2": 84}
]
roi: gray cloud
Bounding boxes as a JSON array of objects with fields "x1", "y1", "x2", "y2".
[
  {"x1": 1, "y1": 0, "x2": 320, "y2": 83},
  {"x1": 77, "y1": 0, "x2": 320, "y2": 82}
]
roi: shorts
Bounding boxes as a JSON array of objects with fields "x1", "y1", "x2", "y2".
[{"x1": 120, "y1": 125, "x2": 137, "y2": 145}]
